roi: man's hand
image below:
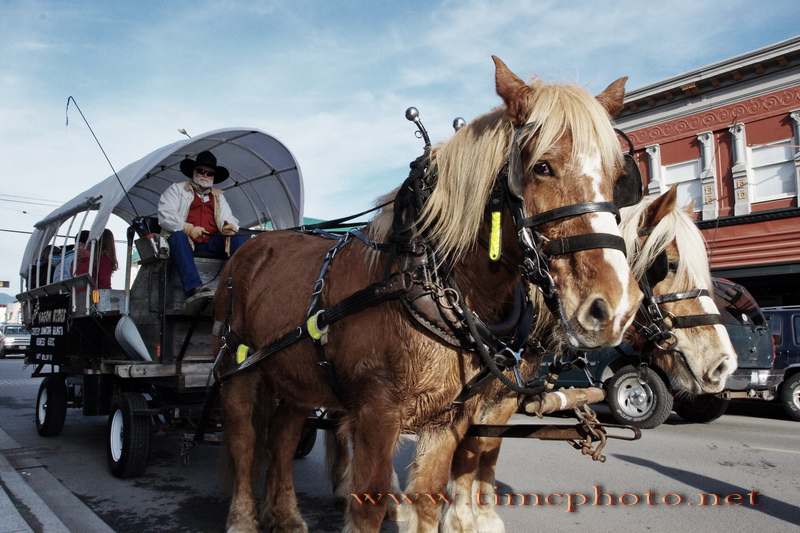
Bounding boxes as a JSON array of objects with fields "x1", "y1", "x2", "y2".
[
  {"x1": 183, "y1": 223, "x2": 206, "y2": 240},
  {"x1": 220, "y1": 222, "x2": 237, "y2": 236}
]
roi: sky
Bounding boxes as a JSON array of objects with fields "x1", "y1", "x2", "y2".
[{"x1": 1, "y1": 0, "x2": 799, "y2": 302}]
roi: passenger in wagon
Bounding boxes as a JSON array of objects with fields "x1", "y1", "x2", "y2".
[
  {"x1": 52, "y1": 230, "x2": 89, "y2": 282},
  {"x1": 157, "y1": 150, "x2": 244, "y2": 299},
  {"x1": 73, "y1": 228, "x2": 118, "y2": 289}
]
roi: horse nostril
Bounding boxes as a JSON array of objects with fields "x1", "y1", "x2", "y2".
[
  {"x1": 587, "y1": 298, "x2": 610, "y2": 325},
  {"x1": 709, "y1": 357, "x2": 732, "y2": 383}
]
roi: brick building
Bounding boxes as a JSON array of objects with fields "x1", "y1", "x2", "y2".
[{"x1": 615, "y1": 36, "x2": 800, "y2": 306}]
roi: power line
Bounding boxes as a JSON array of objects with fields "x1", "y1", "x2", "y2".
[
  {"x1": 0, "y1": 192, "x2": 63, "y2": 203},
  {"x1": 0, "y1": 198, "x2": 62, "y2": 207}
]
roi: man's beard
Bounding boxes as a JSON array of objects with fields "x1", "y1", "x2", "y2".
[{"x1": 192, "y1": 176, "x2": 213, "y2": 190}]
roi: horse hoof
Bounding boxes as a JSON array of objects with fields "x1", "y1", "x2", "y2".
[{"x1": 225, "y1": 521, "x2": 259, "y2": 533}]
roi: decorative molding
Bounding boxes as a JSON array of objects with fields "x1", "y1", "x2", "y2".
[
  {"x1": 729, "y1": 123, "x2": 751, "y2": 216},
  {"x1": 628, "y1": 86, "x2": 800, "y2": 146},
  {"x1": 698, "y1": 132, "x2": 718, "y2": 219},
  {"x1": 645, "y1": 145, "x2": 662, "y2": 196}
]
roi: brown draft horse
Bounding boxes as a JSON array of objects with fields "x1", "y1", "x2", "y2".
[
  {"x1": 436, "y1": 184, "x2": 737, "y2": 533},
  {"x1": 215, "y1": 57, "x2": 642, "y2": 533}
]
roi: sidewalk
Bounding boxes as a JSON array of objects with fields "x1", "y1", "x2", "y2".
[{"x1": 0, "y1": 428, "x2": 114, "y2": 533}]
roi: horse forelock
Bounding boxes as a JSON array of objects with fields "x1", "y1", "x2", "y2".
[
  {"x1": 620, "y1": 197, "x2": 712, "y2": 293},
  {"x1": 517, "y1": 82, "x2": 623, "y2": 182}
]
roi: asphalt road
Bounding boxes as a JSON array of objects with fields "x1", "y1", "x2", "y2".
[{"x1": 1, "y1": 357, "x2": 798, "y2": 533}]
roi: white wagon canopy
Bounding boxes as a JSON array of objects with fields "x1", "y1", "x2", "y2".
[{"x1": 20, "y1": 127, "x2": 304, "y2": 285}]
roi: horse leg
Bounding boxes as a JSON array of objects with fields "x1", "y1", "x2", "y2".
[
  {"x1": 470, "y1": 396, "x2": 519, "y2": 533},
  {"x1": 260, "y1": 401, "x2": 312, "y2": 533},
  {"x1": 440, "y1": 436, "x2": 482, "y2": 533},
  {"x1": 441, "y1": 395, "x2": 518, "y2": 533},
  {"x1": 472, "y1": 437, "x2": 506, "y2": 533},
  {"x1": 385, "y1": 467, "x2": 402, "y2": 522},
  {"x1": 400, "y1": 426, "x2": 466, "y2": 533},
  {"x1": 325, "y1": 412, "x2": 351, "y2": 510},
  {"x1": 326, "y1": 419, "x2": 402, "y2": 522},
  {"x1": 221, "y1": 371, "x2": 262, "y2": 533},
  {"x1": 344, "y1": 408, "x2": 401, "y2": 533}
]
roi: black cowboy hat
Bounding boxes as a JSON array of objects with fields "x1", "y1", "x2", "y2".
[{"x1": 179, "y1": 150, "x2": 230, "y2": 184}]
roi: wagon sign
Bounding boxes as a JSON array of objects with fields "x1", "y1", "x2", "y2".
[{"x1": 26, "y1": 294, "x2": 70, "y2": 365}]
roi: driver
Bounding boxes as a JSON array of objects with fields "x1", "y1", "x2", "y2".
[{"x1": 158, "y1": 150, "x2": 244, "y2": 298}]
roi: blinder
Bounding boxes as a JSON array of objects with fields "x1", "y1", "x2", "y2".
[
  {"x1": 613, "y1": 129, "x2": 643, "y2": 208},
  {"x1": 645, "y1": 249, "x2": 669, "y2": 288}
]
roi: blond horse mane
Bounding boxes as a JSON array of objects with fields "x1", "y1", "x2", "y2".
[
  {"x1": 619, "y1": 196, "x2": 713, "y2": 294},
  {"x1": 368, "y1": 78, "x2": 624, "y2": 266}
]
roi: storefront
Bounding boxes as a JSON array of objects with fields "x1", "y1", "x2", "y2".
[{"x1": 615, "y1": 36, "x2": 800, "y2": 306}]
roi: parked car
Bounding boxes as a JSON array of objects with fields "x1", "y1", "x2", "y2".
[
  {"x1": 761, "y1": 306, "x2": 800, "y2": 421},
  {"x1": 0, "y1": 323, "x2": 31, "y2": 358},
  {"x1": 538, "y1": 279, "x2": 780, "y2": 428}
]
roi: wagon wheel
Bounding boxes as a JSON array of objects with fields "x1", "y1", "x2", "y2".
[
  {"x1": 107, "y1": 392, "x2": 152, "y2": 478},
  {"x1": 36, "y1": 375, "x2": 68, "y2": 437},
  {"x1": 606, "y1": 365, "x2": 673, "y2": 429},
  {"x1": 674, "y1": 394, "x2": 729, "y2": 423}
]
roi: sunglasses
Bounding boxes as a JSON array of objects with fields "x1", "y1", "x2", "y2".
[{"x1": 195, "y1": 168, "x2": 215, "y2": 178}]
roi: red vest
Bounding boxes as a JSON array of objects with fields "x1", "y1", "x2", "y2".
[{"x1": 186, "y1": 192, "x2": 219, "y2": 243}]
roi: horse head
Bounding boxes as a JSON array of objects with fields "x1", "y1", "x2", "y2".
[
  {"x1": 490, "y1": 57, "x2": 642, "y2": 348},
  {"x1": 620, "y1": 184, "x2": 737, "y2": 393}
]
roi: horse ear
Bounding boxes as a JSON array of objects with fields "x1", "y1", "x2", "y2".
[
  {"x1": 493, "y1": 56, "x2": 532, "y2": 127},
  {"x1": 643, "y1": 183, "x2": 678, "y2": 227},
  {"x1": 685, "y1": 200, "x2": 696, "y2": 214},
  {"x1": 596, "y1": 77, "x2": 628, "y2": 116}
]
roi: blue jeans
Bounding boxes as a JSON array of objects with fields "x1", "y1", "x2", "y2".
[{"x1": 167, "y1": 231, "x2": 244, "y2": 294}]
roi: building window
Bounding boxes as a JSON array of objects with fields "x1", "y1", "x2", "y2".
[
  {"x1": 663, "y1": 159, "x2": 701, "y2": 209},
  {"x1": 750, "y1": 139, "x2": 797, "y2": 201}
]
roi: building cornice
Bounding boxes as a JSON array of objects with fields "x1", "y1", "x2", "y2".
[
  {"x1": 625, "y1": 84, "x2": 800, "y2": 145},
  {"x1": 616, "y1": 35, "x2": 800, "y2": 130}
]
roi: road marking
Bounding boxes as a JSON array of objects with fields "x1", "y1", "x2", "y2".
[{"x1": 750, "y1": 446, "x2": 800, "y2": 455}]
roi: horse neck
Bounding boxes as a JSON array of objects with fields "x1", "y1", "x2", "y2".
[{"x1": 452, "y1": 218, "x2": 522, "y2": 322}]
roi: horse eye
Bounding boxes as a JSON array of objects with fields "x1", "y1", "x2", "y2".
[
  {"x1": 668, "y1": 261, "x2": 678, "y2": 273},
  {"x1": 533, "y1": 162, "x2": 553, "y2": 176}
]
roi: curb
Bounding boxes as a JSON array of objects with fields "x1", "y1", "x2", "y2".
[{"x1": 0, "y1": 428, "x2": 114, "y2": 533}]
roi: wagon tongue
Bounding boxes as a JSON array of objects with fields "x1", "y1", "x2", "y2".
[{"x1": 464, "y1": 387, "x2": 642, "y2": 463}]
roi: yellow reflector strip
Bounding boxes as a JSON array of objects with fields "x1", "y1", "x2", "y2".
[
  {"x1": 489, "y1": 211, "x2": 501, "y2": 261},
  {"x1": 236, "y1": 344, "x2": 250, "y2": 364}
]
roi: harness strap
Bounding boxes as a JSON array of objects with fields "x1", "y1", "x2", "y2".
[
  {"x1": 544, "y1": 233, "x2": 627, "y2": 256},
  {"x1": 653, "y1": 289, "x2": 709, "y2": 304},
  {"x1": 216, "y1": 273, "x2": 412, "y2": 384},
  {"x1": 517, "y1": 201, "x2": 620, "y2": 229},
  {"x1": 670, "y1": 314, "x2": 724, "y2": 328},
  {"x1": 449, "y1": 367, "x2": 498, "y2": 407}
]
